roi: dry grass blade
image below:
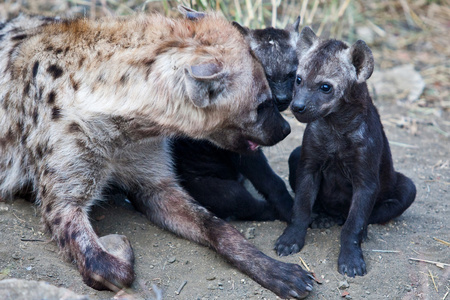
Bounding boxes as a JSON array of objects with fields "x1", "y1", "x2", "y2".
[
  {"x1": 409, "y1": 258, "x2": 450, "y2": 268},
  {"x1": 428, "y1": 270, "x2": 438, "y2": 293},
  {"x1": 433, "y1": 237, "x2": 450, "y2": 246},
  {"x1": 299, "y1": 256, "x2": 310, "y2": 271}
]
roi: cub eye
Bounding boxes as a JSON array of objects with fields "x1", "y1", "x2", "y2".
[
  {"x1": 320, "y1": 83, "x2": 332, "y2": 94},
  {"x1": 296, "y1": 75, "x2": 302, "y2": 85}
]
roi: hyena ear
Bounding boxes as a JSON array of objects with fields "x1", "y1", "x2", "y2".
[
  {"x1": 285, "y1": 16, "x2": 300, "y2": 34},
  {"x1": 184, "y1": 63, "x2": 227, "y2": 108},
  {"x1": 178, "y1": 5, "x2": 206, "y2": 20},
  {"x1": 297, "y1": 26, "x2": 319, "y2": 57},
  {"x1": 349, "y1": 40, "x2": 374, "y2": 83},
  {"x1": 232, "y1": 22, "x2": 255, "y2": 48},
  {"x1": 232, "y1": 22, "x2": 250, "y2": 37}
]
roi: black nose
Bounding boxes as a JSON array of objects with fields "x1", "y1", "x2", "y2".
[
  {"x1": 275, "y1": 94, "x2": 291, "y2": 103},
  {"x1": 292, "y1": 102, "x2": 306, "y2": 114},
  {"x1": 281, "y1": 120, "x2": 291, "y2": 137}
]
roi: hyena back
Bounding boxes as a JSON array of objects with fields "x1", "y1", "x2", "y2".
[{"x1": 0, "y1": 13, "x2": 311, "y2": 298}]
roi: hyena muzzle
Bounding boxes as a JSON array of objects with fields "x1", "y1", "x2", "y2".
[{"x1": 0, "y1": 8, "x2": 312, "y2": 299}]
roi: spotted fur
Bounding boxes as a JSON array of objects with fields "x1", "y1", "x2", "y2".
[{"x1": 0, "y1": 12, "x2": 312, "y2": 298}]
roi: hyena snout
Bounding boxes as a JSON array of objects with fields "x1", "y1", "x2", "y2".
[
  {"x1": 291, "y1": 99, "x2": 306, "y2": 114},
  {"x1": 258, "y1": 106, "x2": 291, "y2": 145},
  {"x1": 290, "y1": 95, "x2": 319, "y2": 123},
  {"x1": 271, "y1": 82, "x2": 295, "y2": 112}
]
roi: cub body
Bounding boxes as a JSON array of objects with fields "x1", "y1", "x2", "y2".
[{"x1": 275, "y1": 27, "x2": 416, "y2": 277}]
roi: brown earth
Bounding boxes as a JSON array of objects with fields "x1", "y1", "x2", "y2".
[{"x1": 0, "y1": 100, "x2": 448, "y2": 299}]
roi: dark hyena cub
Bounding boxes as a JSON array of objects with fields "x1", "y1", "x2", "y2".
[
  {"x1": 173, "y1": 11, "x2": 300, "y2": 221},
  {"x1": 275, "y1": 27, "x2": 416, "y2": 277}
]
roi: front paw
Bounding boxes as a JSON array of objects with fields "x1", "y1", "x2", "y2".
[
  {"x1": 259, "y1": 260, "x2": 314, "y2": 299},
  {"x1": 274, "y1": 225, "x2": 306, "y2": 256},
  {"x1": 80, "y1": 235, "x2": 135, "y2": 291},
  {"x1": 338, "y1": 247, "x2": 366, "y2": 277}
]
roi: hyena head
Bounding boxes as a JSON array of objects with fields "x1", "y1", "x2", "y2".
[
  {"x1": 232, "y1": 18, "x2": 300, "y2": 111},
  {"x1": 179, "y1": 7, "x2": 291, "y2": 152},
  {"x1": 183, "y1": 49, "x2": 291, "y2": 152},
  {"x1": 290, "y1": 27, "x2": 374, "y2": 123}
]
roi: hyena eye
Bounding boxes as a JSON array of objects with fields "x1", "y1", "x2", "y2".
[
  {"x1": 296, "y1": 75, "x2": 302, "y2": 85},
  {"x1": 320, "y1": 83, "x2": 332, "y2": 94}
]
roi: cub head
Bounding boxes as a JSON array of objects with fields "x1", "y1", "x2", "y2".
[
  {"x1": 290, "y1": 27, "x2": 374, "y2": 123},
  {"x1": 232, "y1": 18, "x2": 300, "y2": 111}
]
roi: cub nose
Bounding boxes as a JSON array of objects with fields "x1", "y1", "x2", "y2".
[
  {"x1": 281, "y1": 120, "x2": 291, "y2": 137},
  {"x1": 291, "y1": 102, "x2": 306, "y2": 114}
]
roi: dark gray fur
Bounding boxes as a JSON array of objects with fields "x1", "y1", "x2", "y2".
[{"x1": 275, "y1": 27, "x2": 416, "y2": 278}]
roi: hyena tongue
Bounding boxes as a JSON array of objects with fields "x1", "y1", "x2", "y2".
[{"x1": 248, "y1": 140, "x2": 260, "y2": 151}]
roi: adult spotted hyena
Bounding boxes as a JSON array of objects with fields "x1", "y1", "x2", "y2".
[{"x1": 0, "y1": 9, "x2": 312, "y2": 299}]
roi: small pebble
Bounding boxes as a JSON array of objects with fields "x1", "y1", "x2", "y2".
[
  {"x1": 245, "y1": 227, "x2": 256, "y2": 239},
  {"x1": 12, "y1": 252, "x2": 21, "y2": 260},
  {"x1": 0, "y1": 203, "x2": 9, "y2": 212},
  {"x1": 206, "y1": 275, "x2": 216, "y2": 281},
  {"x1": 167, "y1": 256, "x2": 176, "y2": 263},
  {"x1": 339, "y1": 280, "x2": 349, "y2": 289}
]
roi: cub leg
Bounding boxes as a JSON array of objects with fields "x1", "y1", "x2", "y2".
[{"x1": 368, "y1": 172, "x2": 416, "y2": 224}]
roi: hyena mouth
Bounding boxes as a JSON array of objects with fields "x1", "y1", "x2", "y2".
[{"x1": 247, "y1": 140, "x2": 260, "y2": 151}]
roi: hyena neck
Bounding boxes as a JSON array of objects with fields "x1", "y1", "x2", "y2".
[{"x1": 322, "y1": 82, "x2": 372, "y2": 132}]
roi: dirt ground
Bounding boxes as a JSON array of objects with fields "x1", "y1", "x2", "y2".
[
  {"x1": 0, "y1": 4, "x2": 450, "y2": 299},
  {"x1": 0, "y1": 98, "x2": 449, "y2": 299}
]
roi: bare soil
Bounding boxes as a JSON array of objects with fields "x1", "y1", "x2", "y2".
[
  {"x1": 0, "y1": 3, "x2": 449, "y2": 298},
  {"x1": 0, "y1": 99, "x2": 449, "y2": 299}
]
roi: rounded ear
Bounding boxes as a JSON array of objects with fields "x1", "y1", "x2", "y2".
[
  {"x1": 184, "y1": 63, "x2": 227, "y2": 108},
  {"x1": 285, "y1": 16, "x2": 300, "y2": 34},
  {"x1": 350, "y1": 40, "x2": 374, "y2": 83},
  {"x1": 297, "y1": 26, "x2": 319, "y2": 57},
  {"x1": 231, "y1": 21, "x2": 250, "y2": 37},
  {"x1": 178, "y1": 5, "x2": 206, "y2": 20}
]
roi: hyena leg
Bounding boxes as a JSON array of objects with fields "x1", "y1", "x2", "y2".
[
  {"x1": 183, "y1": 176, "x2": 278, "y2": 221},
  {"x1": 230, "y1": 149, "x2": 293, "y2": 222},
  {"x1": 288, "y1": 146, "x2": 302, "y2": 191},
  {"x1": 39, "y1": 168, "x2": 134, "y2": 290},
  {"x1": 127, "y1": 179, "x2": 313, "y2": 299},
  {"x1": 368, "y1": 172, "x2": 416, "y2": 224}
]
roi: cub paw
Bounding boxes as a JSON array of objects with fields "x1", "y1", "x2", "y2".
[
  {"x1": 274, "y1": 225, "x2": 306, "y2": 257},
  {"x1": 338, "y1": 247, "x2": 366, "y2": 277}
]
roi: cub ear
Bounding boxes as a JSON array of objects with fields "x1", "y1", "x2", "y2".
[
  {"x1": 178, "y1": 5, "x2": 206, "y2": 20},
  {"x1": 297, "y1": 26, "x2": 319, "y2": 57},
  {"x1": 349, "y1": 40, "x2": 374, "y2": 83},
  {"x1": 184, "y1": 63, "x2": 227, "y2": 108},
  {"x1": 285, "y1": 16, "x2": 300, "y2": 34}
]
